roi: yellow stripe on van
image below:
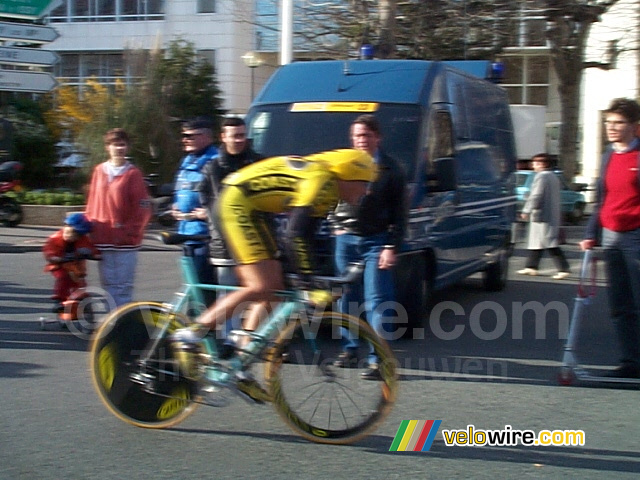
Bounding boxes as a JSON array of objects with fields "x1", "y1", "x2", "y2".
[{"x1": 290, "y1": 102, "x2": 379, "y2": 112}]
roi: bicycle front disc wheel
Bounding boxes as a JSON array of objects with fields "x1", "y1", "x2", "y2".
[
  {"x1": 89, "y1": 302, "x2": 199, "y2": 429},
  {"x1": 265, "y1": 311, "x2": 398, "y2": 444}
]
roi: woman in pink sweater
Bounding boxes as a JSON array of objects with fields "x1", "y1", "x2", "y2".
[{"x1": 85, "y1": 128, "x2": 151, "y2": 308}]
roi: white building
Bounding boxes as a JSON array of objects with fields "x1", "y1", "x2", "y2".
[
  {"x1": 42, "y1": 0, "x2": 640, "y2": 189},
  {"x1": 581, "y1": 0, "x2": 640, "y2": 187},
  {"x1": 497, "y1": 0, "x2": 640, "y2": 191},
  {"x1": 45, "y1": 0, "x2": 269, "y2": 115}
]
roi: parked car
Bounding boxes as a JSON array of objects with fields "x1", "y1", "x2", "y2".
[{"x1": 515, "y1": 170, "x2": 586, "y2": 224}]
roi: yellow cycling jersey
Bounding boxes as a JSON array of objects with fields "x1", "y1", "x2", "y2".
[
  {"x1": 221, "y1": 155, "x2": 339, "y2": 217},
  {"x1": 217, "y1": 149, "x2": 373, "y2": 270}
]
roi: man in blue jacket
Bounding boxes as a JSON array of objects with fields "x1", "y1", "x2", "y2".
[{"x1": 172, "y1": 117, "x2": 218, "y2": 302}]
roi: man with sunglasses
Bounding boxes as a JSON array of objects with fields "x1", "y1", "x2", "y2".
[{"x1": 172, "y1": 117, "x2": 219, "y2": 301}]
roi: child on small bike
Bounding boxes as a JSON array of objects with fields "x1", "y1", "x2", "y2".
[{"x1": 43, "y1": 213, "x2": 101, "y2": 313}]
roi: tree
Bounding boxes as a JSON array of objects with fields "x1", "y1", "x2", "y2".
[
  {"x1": 291, "y1": 1, "x2": 516, "y2": 60},
  {"x1": 544, "y1": 0, "x2": 621, "y2": 177},
  {"x1": 2, "y1": 98, "x2": 56, "y2": 189},
  {"x1": 45, "y1": 38, "x2": 225, "y2": 185}
]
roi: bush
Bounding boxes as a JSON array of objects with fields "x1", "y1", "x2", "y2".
[{"x1": 11, "y1": 189, "x2": 85, "y2": 206}]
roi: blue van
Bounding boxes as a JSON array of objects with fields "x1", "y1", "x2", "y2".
[{"x1": 245, "y1": 59, "x2": 517, "y2": 325}]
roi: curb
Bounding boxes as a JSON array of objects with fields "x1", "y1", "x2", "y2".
[{"x1": 0, "y1": 227, "x2": 181, "y2": 254}]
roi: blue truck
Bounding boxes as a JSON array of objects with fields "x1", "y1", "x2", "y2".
[{"x1": 244, "y1": 59, "x2": 518, "y2": 326}]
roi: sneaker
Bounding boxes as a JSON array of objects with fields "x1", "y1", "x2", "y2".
[
  {"x1": 235, "y1": 373, "x2": 272, "y2": 404},
  {"x1": 333, "y1": 351, "x2": 358, "y2": 368},
  {"x1": 169, "y1": 325, "x2": 206, "y2": 345},
  {"x1": 552, "y1": 271, "x2": 570, "y2": 280},
  {"x1": 517, "y1": 268, "x2": 538, "y2": 276},
  {"x1": 604, "y1": 364, "x2": 640, "y2": 379},
  {"x1": 360, "y1": 363, "x2": 382, "y2": 381}
]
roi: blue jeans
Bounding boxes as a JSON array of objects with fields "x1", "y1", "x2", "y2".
[
  {"x1": 98, "y1": 250, "x2": 138, "y2": 309},
  {"x1": 335, "y1": 233, "x2": 396, "y2": 364},
  {"x1": 601, "y1": 228, "x2": 640, "y2": 367}
]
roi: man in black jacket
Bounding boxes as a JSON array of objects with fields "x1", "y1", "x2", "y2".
[
  {"x1": 330, "y1": 114, "x2": 406, "y2": 380},
  {"x1": 199, "y1": 117, "x2": 261, "y2": 327}
]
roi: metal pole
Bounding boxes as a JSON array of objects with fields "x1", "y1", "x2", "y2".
[
  {"x1": 280, "y1": 0, "x2": 293, "y2": 65},
  {"x1": 250, "y1": 67, "x2": 255, "y2": 100}
]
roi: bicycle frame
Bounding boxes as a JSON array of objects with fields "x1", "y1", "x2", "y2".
[{"x1": 138, "y1": 252, "x2": 303, "y2": 385}]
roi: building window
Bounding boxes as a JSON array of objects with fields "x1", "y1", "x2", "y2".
[
  {"x1": 50, "y1": 2, "x2": 68, "y2": 20},
  {"x1": 50, "y1": 0, "x2": 164, "y2": 22},
  {"x1": 55, "y1": 53, "x2": 80, "y2": 80},
  {"x1": 55, "y1": 52, "x2": 127, "y2": 85},
  {"x1": 198, "y1": 50, "x2": 216, "y2": 70},
  {"x1": 500, "y1": 55, "x2": 549, "y2": 106},
  {"x1": 255, "y1": 1, "x2": 279, "y2": 51},
  {"x1": 197, "y1": 0, "x2": 215, "y2": 13}
]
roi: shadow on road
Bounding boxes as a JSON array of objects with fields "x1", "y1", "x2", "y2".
[{"x1": 380, "y1": 442, "x2": 640, "y2": 474}]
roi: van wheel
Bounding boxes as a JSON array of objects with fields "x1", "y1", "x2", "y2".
[{"x1": 483, "y1": 246, "x2": 509, "y2": 292}]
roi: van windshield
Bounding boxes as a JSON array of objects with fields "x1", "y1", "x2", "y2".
[{"x1": 246, "y1": 103, "x2": 421, "y2": 178}]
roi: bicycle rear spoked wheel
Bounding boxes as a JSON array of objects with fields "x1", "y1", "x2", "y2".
[
  {"x1": 265, "y1": 311, "x2": 398, "y2": 444},
  {"x1": 89, "y1": 302, "x2": 199, "y2": 428}
]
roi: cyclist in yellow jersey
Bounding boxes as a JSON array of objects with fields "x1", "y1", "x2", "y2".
[{"x1": 171, "y1": 149, "x2": 377, "y2": 349}]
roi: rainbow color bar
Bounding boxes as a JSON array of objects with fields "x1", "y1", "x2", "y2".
[{"x1": 389, "y1": 420, "x2": 442, "y2": 452}]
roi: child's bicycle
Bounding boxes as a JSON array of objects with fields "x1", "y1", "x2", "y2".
[
  {"x1": 40, "y1": 255, "x2": 108, "y2": 335},
  {"x1": 89, "y1": 232, "x2": 398, "y2": 445}
]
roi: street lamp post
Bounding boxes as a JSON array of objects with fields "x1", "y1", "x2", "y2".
[{"x1": 242, "y1": 51, "x2": 263, "y2": 101}]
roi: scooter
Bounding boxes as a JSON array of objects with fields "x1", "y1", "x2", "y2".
[
  {"x1": 558, "y1": 249, "x2": 640, "y2": 387},
  {"x1": 0, "y1": 161, "x2": 24, "y2": 227},
  {"x1": 40, "y1": 256, "x2": 109, "y2": 336}
]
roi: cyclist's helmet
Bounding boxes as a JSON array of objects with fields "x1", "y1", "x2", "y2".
[
  {"x1": 65, "y1": 213, "x2": 92, "y2": 235},
  {"x1": 308, "y1": 149, "x2": 378, "y2": 182}
]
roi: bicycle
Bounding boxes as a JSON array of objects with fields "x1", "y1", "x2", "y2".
[
  {"x1": 40, "y1": 255, "x2": 109, "y2": 335},
  {"x1": 89, "y1": 232, "x2": 398, "y2": 444}
]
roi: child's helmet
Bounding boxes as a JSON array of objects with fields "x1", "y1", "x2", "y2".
[{"x1": 65, "y1": 213, "x2": 92, "y2": 235}]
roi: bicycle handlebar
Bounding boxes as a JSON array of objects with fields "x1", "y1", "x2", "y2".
[
  {"x1": 159, "y1": 231, "x2": 211, "y2": 245},
  {"x1": 578, "y1": 249, "x2": 598, "y2": 299},
  {"x1": 286, "y1": 262, "x2": 365, "y2": 290}
]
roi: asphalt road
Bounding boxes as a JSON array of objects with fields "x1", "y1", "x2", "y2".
[{"x1": 1, "y1": 228, "x2": 639, "y2": 479}]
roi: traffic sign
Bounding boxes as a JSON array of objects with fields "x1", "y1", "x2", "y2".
[
  {"x1": 0, "y1": 46, "x2": 58, "y2": 66},
  {"x1": 0, "y1": 20, "x2": 59, "y2": 43},
  {"x1": 0, "y1": 0, "x2": 62, "y2": 20},
  {"x1": 0, "y1": 69, "x2": 57, "y2": 92}
]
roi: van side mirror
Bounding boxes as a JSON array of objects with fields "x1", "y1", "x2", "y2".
[{"x1": 426, "y1": 157, "x2": 457, "y2": 193}]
